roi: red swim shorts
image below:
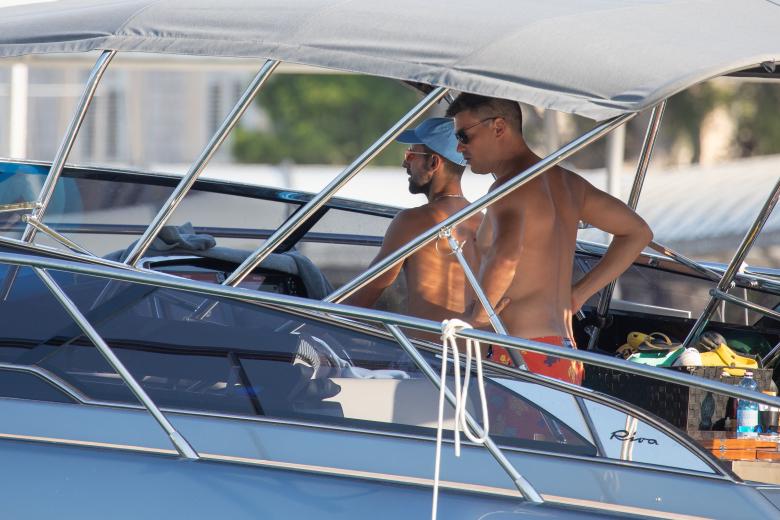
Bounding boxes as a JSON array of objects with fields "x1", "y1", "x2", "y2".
[{"x1": 486, "y1": 336, "x2": 584, "y2": 385}]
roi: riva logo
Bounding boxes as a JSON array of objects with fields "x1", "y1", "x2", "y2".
[{"x1": 609, "y1": 430, "x2": 659, "y2": 445}]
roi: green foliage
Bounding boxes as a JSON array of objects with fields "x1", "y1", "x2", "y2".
[
  {"x1": 664, "y1": 83, "x2": 732, "y2": 163},
  {"x1": 732, "y1": 83, "x2": 780, "y2": 157},
  {"x1": 664, "y1": 82, "x2": 780, "y2": 163},
  {"x1": 232, "y1": 74, "x2": 420, "y2": 165}
]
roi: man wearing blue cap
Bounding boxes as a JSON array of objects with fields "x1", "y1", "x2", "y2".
[{"x1": 345, "y1": 117, "x2": 484, "y2": 327}]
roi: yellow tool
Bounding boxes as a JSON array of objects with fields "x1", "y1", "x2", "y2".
[
  {"x1": 616, "y1": 332, "x2": 674, "y2": 359},
  {"x1": 699, "y1": 343, "x2": 758, "y2": 377}
]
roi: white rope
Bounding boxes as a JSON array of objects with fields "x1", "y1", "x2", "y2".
[{"x1": 431, "y1": 318, "x2": 490, "y2": 520}]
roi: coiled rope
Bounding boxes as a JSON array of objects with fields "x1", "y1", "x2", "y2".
[{"x1": 432, "y1": 319, "x2": 490, "y2": 519}]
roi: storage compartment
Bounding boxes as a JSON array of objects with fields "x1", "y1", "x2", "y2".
[{"x1": 584, "y1": 366, "x2": 775, "y2": 433}]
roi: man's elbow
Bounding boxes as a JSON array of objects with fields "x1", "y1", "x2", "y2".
[
  {"x1": 637, "y1": 219, "x2": 653, "y2": 246},
  {"x1": 617, "y1": 218, "x2": 653, "y2": 247}
]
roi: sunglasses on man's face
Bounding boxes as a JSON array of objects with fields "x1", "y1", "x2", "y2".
[
  {"x1": 455, "y1": 117, "x2": 499, "y2": 144},
  {"x1": 403, "y1": 148, "x2": 431, "y2": 162}
]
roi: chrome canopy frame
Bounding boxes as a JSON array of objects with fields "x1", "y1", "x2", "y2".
[
  {"x1": 2, "y1": 52, "x2": 780, "y2": 482},
  {"x1": 21, "y1": 50, "x2": 116, "y2": 244},
  {"x1": 1, "y1": 50, "x2": 115, "y2": 299}
]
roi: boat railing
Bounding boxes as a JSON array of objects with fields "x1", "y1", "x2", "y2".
[
  {"x1": 3, "y1": 249, "x2": 780, "y2": 415},
  {"x1": 20, "y1": 214, "x2": 95, "y2": 256}
]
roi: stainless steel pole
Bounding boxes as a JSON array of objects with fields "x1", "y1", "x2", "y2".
[
  {"x1": 647, "y1": 240, "x2": 780, "y2": 293},
  {"x1": 22, "y1": 216, "x2": 94, "y2": 256},
  {"x1": 328, "y1": 112, "x2": 636, "y2": 303},
  {"x1": 123, "y1": 59, "x2": 281, "y2": 266},
  {"x1": 1, "y1": 50, "x2": 116, "y2": 301},
  {"x1": 33, "y1": 267, "x2": 198, "y2": 460},
  {"x1": 587, "y1": 102, "x2": 665, "y2": 350},
  {"x1": 682, "y1": 176, "x2": 780, "y2": 348},
  {"x1": 22, "y1": 50, "x2": 116, "y2": 243},
  {"x1": 385, "y1": 324, "x2": 543, "y2": 504},
  {"x1": 711, "y1": 289, "x2": 780, "y2": 323},
  {"x1": 0, "y1": 202, "x2": 40, "y2": 214},
  {"x1": 627, "y1": 101, "x2": 667, "y2": 210},
  {"x1": 442, "y1": 228, "x2": 527, "y2": 370},
  {"x1": 647, "y1": 241, "x2": 722, "y2": 282},
  {"x1": 222, "y1": 86, "x2": 449, "y2": 288}
]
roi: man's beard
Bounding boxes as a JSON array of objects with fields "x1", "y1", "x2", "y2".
[{"x1": 408, "y1": 177, "x2": 432, "y2": 195}]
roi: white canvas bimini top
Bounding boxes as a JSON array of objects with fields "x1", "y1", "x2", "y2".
[{"x1": 0, "y1": 0, "x2": 778, "y2": 120}]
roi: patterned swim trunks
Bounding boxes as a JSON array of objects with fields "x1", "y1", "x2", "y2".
[{"x1": 486, "y1": 336, "x2": 584, "y2": 385}]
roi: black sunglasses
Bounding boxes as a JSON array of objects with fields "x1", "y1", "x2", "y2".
[{"x1": 455, "y1": 117, "x2": 499, "y2": 144}]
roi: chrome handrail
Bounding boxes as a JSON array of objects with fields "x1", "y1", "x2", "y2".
[
  {"x1": 588, "y1": 101, "x2": 666, "y2": 349},
  {"x1": 0, "y1": 201, "x2": 40, "y2": 214},
  {"x1": 33, "y1": 267, "x2": 198, "y2": 460},
  {"x1": 3, "y1": 250, "x2": 779, "y2": 412},
  {"x1": 386, "y1": 324, "x2": 543, "y2": 504},
  {"x1": 682, "y1": 177, "x2": 780, "y2": 349},
  {"x1": 326, "y1": 112, "x2": 637, "y2": 304},
  {"x1": 581, "y1": 238, "x2": 780, "y2": 293},
  {"x1": 0, "y1": 362, "x2": 90, "y2": 403},
  {"x1": 124, "y1": 59, "x2": 281, "y2": 266},
  {"x1": 22, "y1": 215, "x2": 94, "y2": 256},
  {"x1": 646, "y1": 241, "x2": 723, "y2": 282},
  {"x1": 711, "y1": 289, "x2": 780, "y2": 323},
  {"x1": 0, "y1": 235, "x2": 174, "y2": 275}
]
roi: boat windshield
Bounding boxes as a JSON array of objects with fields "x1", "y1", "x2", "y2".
[{"x1": 0, "y1": 162, "x2": 393, "y2": 257}]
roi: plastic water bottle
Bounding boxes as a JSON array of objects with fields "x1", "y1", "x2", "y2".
[{"x1": 737, "y1": 371, "x2": 759, "y2": 435}]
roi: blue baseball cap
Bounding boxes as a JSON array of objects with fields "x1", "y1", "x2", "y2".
[{"x1": 396, "y1": 117, "x2": 466, "y2": 166}]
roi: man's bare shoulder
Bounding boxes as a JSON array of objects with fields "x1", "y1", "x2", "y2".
[{"x1": 388, "y1": 204, "x2": 439, "y2": 236}]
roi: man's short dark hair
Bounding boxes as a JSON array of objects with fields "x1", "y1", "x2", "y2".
[
  {"x1": 446, "y1": 93, "x2": 523, "y2": 134},
  {"x1": 420, "y1": 144, "x2": 466, "y2": 176}
]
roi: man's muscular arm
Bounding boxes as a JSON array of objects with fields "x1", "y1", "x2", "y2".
[
  {"x1": 467, "y1": 200, "x2": 523, "y2": 326},
  {"x1": 343, "y1": 209, "x2": 421, "y2": 308},
  {"x1": 572, "y1": 180, "x2": 653, "y2": 311}
]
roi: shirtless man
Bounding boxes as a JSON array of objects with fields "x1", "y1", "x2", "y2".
[
  {"x1": 446, "y1": 94, "x2": 653, "y2": 384},
  {"x1": 344, "y1": 117, "x2": 484, "y2": 328}
]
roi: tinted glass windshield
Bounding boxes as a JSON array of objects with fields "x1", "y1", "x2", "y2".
[{"x1": 0, "y1": 163, "x2": 303, "y2": 256}]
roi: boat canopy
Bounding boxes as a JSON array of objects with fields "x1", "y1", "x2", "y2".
[{"x1": 0, "y1": 0, "x2": 778, "y2": 120}]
